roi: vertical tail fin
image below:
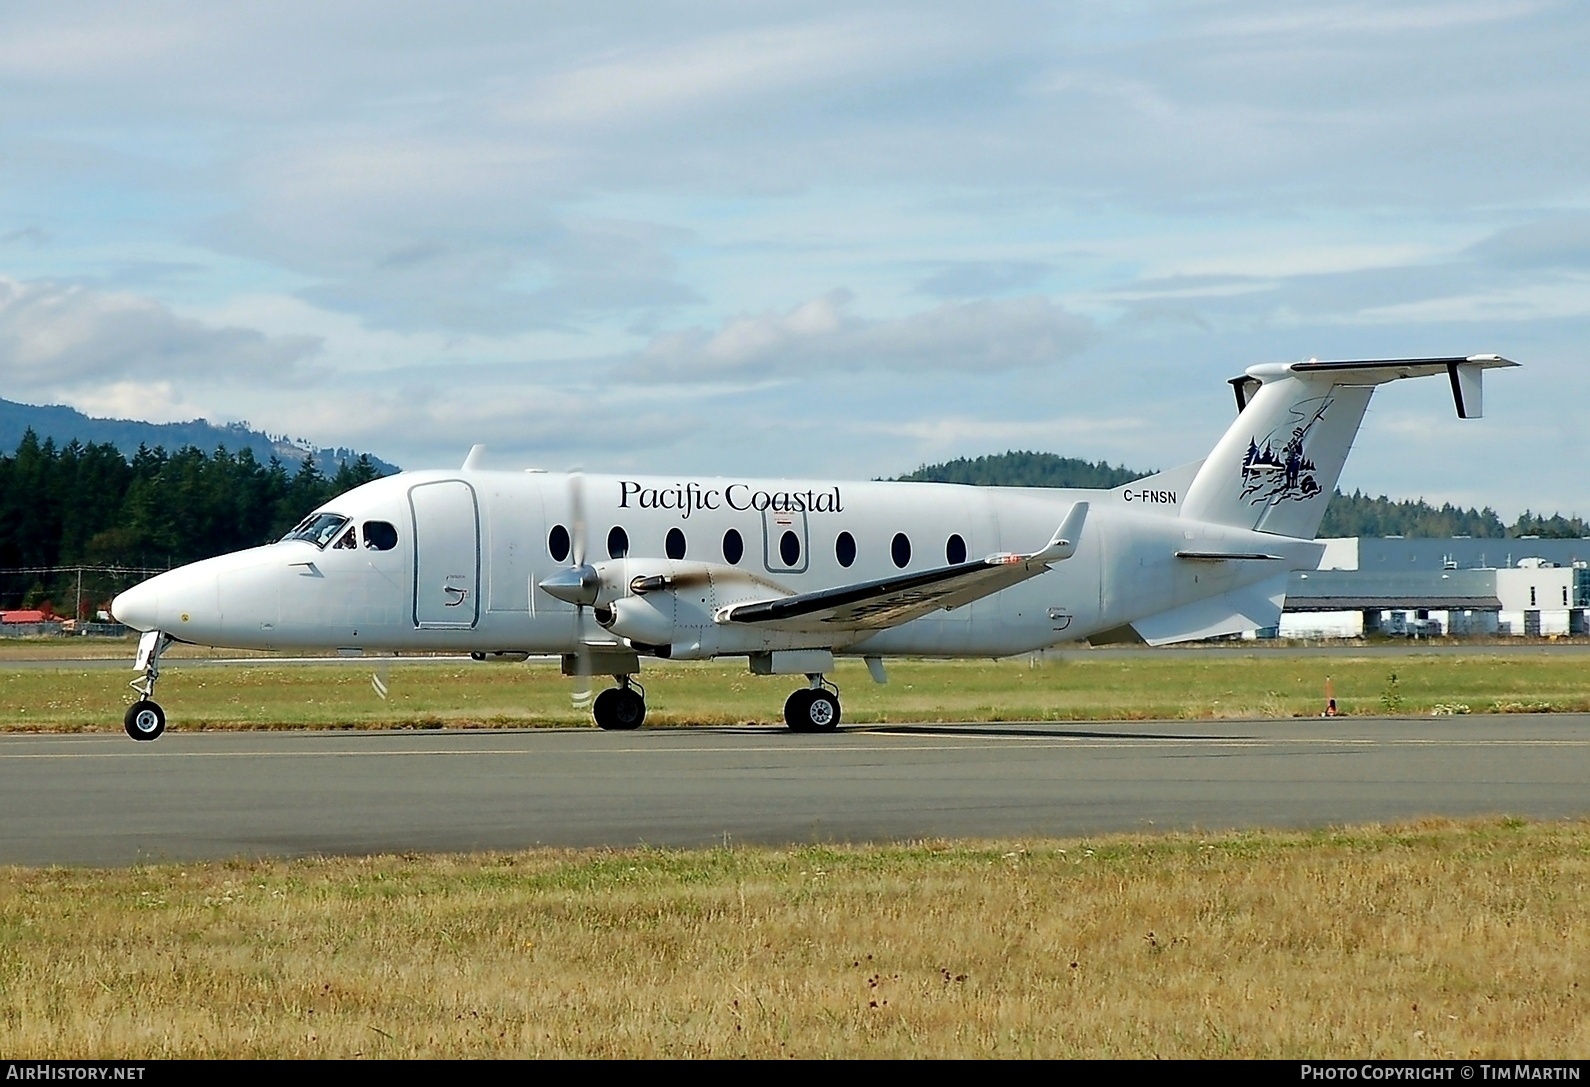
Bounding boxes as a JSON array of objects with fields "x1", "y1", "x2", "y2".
[{"x1": 1180, "y1": 355, "x2": 1516, "y2": 538}]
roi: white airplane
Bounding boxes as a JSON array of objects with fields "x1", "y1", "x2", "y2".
[{"x1": 110, "y1": 355, "x2": 1514, "y2": 740}]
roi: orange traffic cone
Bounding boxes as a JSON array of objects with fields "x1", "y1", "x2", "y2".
[{"x1": 1323, "y1": 677, "x2": 1338, "y2": 717}]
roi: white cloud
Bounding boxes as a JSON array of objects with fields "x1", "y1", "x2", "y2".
[
  {"x1": 64, "y1": 380, "x2": 207, "y2": 425},
  {"x1": 1204, "y1": 1, "x2": 1547, "y2": 39},
  {"x1": 630, "y1": 290, "x2": 1096, "y2": 381},
  {"x1": 502, "y1": 15, "x2": 922, "y2": 128},
  {"x1": 0, "y1": 278, "x2": 320, "y2": 394},
  {"x1": 0, "y1": 14, "x2": 203, "y2": 79}
]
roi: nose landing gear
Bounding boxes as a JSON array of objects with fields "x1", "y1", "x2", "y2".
[
  {"x1": 784, "y1": 673, "x2": 841, "y2": 732},
  {"x1": 124, "y1": 630, "x2": 172, "y2": 741}
]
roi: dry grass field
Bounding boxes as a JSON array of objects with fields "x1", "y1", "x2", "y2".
[
  {"x1": 4, "y1": 645, "x2": 1590, "y2": 732},
  {"x1": 1, "y1": 818, "x2": 1585, "y2": 1058}
]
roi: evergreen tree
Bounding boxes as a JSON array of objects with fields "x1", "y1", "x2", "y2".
[
  {"x1": 897, "y1": 450, "x2": 1147, "y2": 489},
  {"x1": 0, "y1": 434, "x2": 393, "y2": 609}
]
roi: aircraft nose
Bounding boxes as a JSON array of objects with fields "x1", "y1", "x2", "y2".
[{"x1": 111, "y1": 580, "x2": 160, "y2": 632}]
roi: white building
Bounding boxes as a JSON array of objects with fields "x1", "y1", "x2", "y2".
[
  {"x1": 1494, "y1": 560, "x2": 1577, "y2": 636},
  {"x1": 1274, "y1": 539, "x2": 1590, "y2": 638}
]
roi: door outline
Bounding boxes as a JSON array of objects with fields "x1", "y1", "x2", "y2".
[
  {"x1": 410, "y1": 480, "x2": 481, "y2": 629},
  {"x1": 761, "y1": 508, "x2": 810, "y2": 574}
]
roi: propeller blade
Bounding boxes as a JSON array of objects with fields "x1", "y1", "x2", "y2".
[
  {"x1": 570, "y1": 611, "x2": 593, "y2": 709},
  {"x1": 569, "y1": 468, "x2": 587, "y2": 568},
  {"x1": 566, "y1": 467, "x2": 595, "y2": 711},
  {"x1": 371, "y1": 659, "x2": 391, "y2": 700},
  {"x1": 570, "y1": 657, "x2": 593, "y2": 708}
]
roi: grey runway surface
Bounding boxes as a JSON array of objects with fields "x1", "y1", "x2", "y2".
[{"x1": 3, "y1": 715, "x2": 1589, "y2": 866}]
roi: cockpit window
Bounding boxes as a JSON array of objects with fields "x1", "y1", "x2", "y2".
[
  {"x1": 280, "y1": 512, "x2": 350, "y2": 549},
  {"x1": 333, "y1": 527, "x2": 357, "y2": 550},
  {"x1": 363, "y1": 521, "x2": 398, "y2": 551}
]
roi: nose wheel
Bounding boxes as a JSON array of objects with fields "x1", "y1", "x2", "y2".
[
  {"x1": 785, "y1": 675, "x2": 841, "y2": 732},
  {"x1": 593, "y1": 679, "x2": 646, "y2": 731},
  {"x1": 124, "y1": 700, "x2": 166, "y2": 741}
]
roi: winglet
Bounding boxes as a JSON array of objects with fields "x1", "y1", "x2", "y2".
[
  {"x1": 462, "y1": 444, "x2": 487, "y2": 470},
  {"x1": 1034, "y1": 501, "x2": 1088, "y2": 564}
]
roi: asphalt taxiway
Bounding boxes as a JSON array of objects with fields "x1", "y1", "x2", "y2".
[{"x1": 2, "y1": 715, "x2": 1588, "y2": 866}]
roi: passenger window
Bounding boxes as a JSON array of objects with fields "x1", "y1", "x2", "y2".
[
  {"x1": 548, "y1": 524, "x2": 571, "y2": 562},
  {"x1": 836, "y1": 531, "x2": 856, "y2": 568},
  {"x1": 946, "y1": 533, "x2": 967, "y2": 565},
  {"x1": 607, "y1": 526, "x2": 629, "y2": 559},
  {"x1": 363, "y1": 521, "x2": 399, "y2": 551},
  {"x1": 723, "y1": 528, "x2": 744, "y2": 565},
  {"x1": 780, "y1": 531, "x2": 801, "y2": 567},
  {"x1": 666, "y1": 527, "x2": 686, "y2": 560},
  {"x1": 333, "y1": 527, "x2": 357, "y2": 550},
  {"x1": 891, "y1": 532, "x2": 911, "y2": 568}
]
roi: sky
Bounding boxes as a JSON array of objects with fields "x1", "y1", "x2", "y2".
[{"x1": 0, "y1": 0, "x2": 1586, "y2": 517}]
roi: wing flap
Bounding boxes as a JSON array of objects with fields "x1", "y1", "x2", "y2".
[{"x1": 719, "y1": 502, "x2": 1087, "y2": 632}]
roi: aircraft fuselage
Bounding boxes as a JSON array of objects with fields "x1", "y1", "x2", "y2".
[{"x1": 111, "y1": 468, "x2": 1306, "y2": 658}]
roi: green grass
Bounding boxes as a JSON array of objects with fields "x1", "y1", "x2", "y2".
[
  {"x1": 3, "y1": 818, "x2": 1586, "y2": 1057},
  {"x1": 5, "y1": 649, "x2": 1590, "y2": 732}
]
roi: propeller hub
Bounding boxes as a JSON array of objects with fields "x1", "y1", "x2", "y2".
[{"x1": 539, "y1": 564, "x2": 602, "y2": 607}]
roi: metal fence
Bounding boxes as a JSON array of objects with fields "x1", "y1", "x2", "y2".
[{"x1": 0, "y1": 565, "x2": 169, "y2": 619}]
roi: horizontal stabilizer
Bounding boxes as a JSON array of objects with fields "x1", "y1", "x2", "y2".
[{"x1": 1284, "y1": 354, "x2": 1515, "y2": 419}]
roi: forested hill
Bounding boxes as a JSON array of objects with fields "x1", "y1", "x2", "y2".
[
  {"x1": 0, "y1": 432, "x2": 388, "y2": 612},
  {"x1": 899, "y1": 451, "x2": 1588, "y2": 539},
  {"x1": 0, "y1": 396, "x2": 397, "y2": 475},
  {"x1": 895, "y1": 452, "x2": 1147, "y2": 489}
]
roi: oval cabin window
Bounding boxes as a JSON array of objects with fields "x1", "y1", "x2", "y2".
[
  {"x1": 548, "y1": 524, "x2": 570, "y2": 562},
  {"x1": 722, "y1": 528, "x2": 744, "y2": 565},
  {"x1": 607, "y1": 526, "x2": 629, "y2": 559},
  {"x1": 666, "y1": 527, "x2": 687, "y2": 560},
  {"x1": 780, "y1": 530, "x2": 802, "y2": 567},
  {"x1": 891, "y1": 532, "x2": 911, "y2": 569},
  {"x1": 946, "y1": 533, "x2": 967, "y2": 565},
  {"x1": 836, "y1": 531, "x2": 857, "y2": 568}
]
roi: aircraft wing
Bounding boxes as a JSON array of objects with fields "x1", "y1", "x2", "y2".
[{"x1": 718, "y1": 503, "x2": 1087, "y2": 632}]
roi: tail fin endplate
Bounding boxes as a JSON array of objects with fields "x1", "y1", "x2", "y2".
[{"x1": 1183, "y1": 355, "x2": 1516, "y2": 539}]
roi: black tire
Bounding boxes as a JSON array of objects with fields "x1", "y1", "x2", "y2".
[
  {"x1": 785, "y1": 688, "x2": 840, "y2": 732},
  {"x1": 593, "y1": 686, "x2": 646, "y2": 731},
  {"x1": 784, "y1": 688, "x2": 815, "y2": 731},
  {"x1": 124, "y1": 700, "x2": 166, "y2": 741}
]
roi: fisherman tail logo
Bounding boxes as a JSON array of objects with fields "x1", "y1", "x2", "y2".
[{"x1": 1239, "y1": 394, "x2": 1331, "y2": 505}]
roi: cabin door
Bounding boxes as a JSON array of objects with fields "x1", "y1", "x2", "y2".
[
  {"x1": 410, "y1": 480, "x2": 481, "y2": 628},
  {"x1": 761, "y1": 507, "x2": 811, "y2": 575}
]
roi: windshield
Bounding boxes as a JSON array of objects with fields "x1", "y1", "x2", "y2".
[{"x1": 280, "y1": 512, "x2": 351, "y2": 549}]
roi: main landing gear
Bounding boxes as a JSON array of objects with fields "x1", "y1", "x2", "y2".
[
  {"x1": 593, "y1": 677, "x2": 646, "y2": 731},
  {"x1": 784, "y1": 674, "x2": 841, "y2": 733},
  {"x1": 124, "y1": 630, "x2": 172, "y2": 741}
]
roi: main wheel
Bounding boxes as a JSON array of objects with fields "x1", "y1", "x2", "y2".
[
  {"x1": 807, "y1": 690, "x2": 840, "y2": 732},
  {"x1": 124, "y1": 700, "x2": 166, "y2": 741},
  {"x1": 784, "y1": 688, "x2": 840, "y2": 732},
  {"x1": 593, "y1": 686, "x2": 646, "y2": 731}
]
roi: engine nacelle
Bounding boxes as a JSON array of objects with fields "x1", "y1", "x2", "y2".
[
  {"x1": 590, "y1": 557, "x2": 840, "y2": 660},
  {"x1": 599, "y1": 595, "x2": 680, "y2": 650}
]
